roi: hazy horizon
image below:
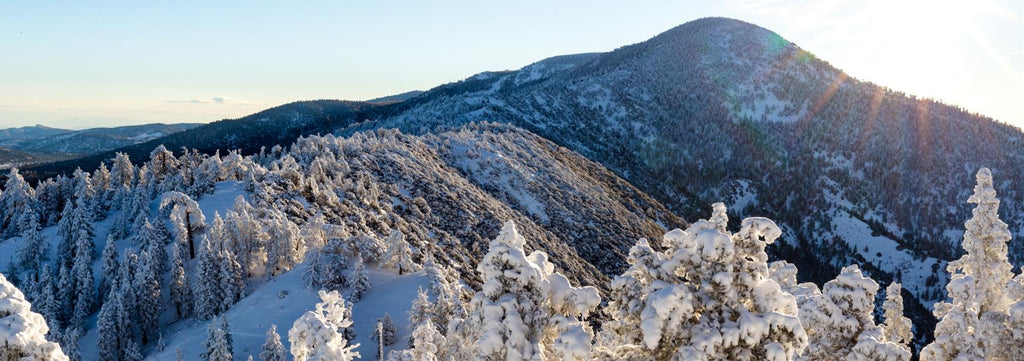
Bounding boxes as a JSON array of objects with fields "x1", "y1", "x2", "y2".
[{"x1": 1, "y1": 0, "x2": 1021, "y2": 130}]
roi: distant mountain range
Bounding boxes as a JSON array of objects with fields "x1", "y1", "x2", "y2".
[
  {"x1": 0, "y1": 123, "x2": 200, "y2": 169},
  {"x1": 16, "y1": 17, "x2": 1024, "y2": 343}
]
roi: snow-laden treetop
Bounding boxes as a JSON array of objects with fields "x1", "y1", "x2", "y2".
[{"x1": 0, "y1": 273, "x2": 68, "y2": 361}]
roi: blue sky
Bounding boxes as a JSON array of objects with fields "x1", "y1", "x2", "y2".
[{"x1": 1, "y1": 0, "x2": 1021, "y2": 129}]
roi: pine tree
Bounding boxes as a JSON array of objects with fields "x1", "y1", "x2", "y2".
[
  {"x1": 35, "y1": 265, "x2": 61, "y2": 337},
  {"x1": 223, "y1": 196, "x2": 269, "y2": 278},
  {"x1": 99, "y1": 236, "x2": 120, "y2": 304},
  {"x1": 922, "y1": 168, "x2": 1021, "y2": 360},
  {"x1": 96, "y1": 288, "x2": 122, "y2": 361},
  {"x1": 467, "y1": 221, "x2": 601, "y2": 361},
  {"x1": 348, "y1": 256, "x2": 371, "y2": 302},
  {"x1": 116, "y1": 250, "x2": 139, "y2": 344},
  {"x1": 265, "y1": 209, "x2": 303, "y2": 276},
  {"x1": 304, "y1": 249, "x2": 348, "y2": 291},
  {"x1": 289, "y1": 290, "x2": 360, "y2": 361},
  {"x1": 0, "y1": 273, "x2": 70, "y2": 361},
  {"x1": 383, "y1": 230, "x2": 418, "y2": 275},
  {"x1": 160, "y1": 191, "x2": 207, "y2": 259},
  {"x1": 170, "y1": 242, "x2": 193, "y2": 319},
  {"x1": 195, "y1": 240, "x2": 226, "y2": 319},
  {"x1": 56, "y1": 264, "x2": 74, "y2": 326},
  {"x1": 595, "y1": 204, "x2": 806, "y2": 360},
  {"x1": 55, "y1": 203, "x2": 77, "y2": 269},
  {"x1": 201, "y1": 316, "x2": 235, "y2": 361},
  {"x1": 136, "y1": 250, "x2": 162, "y2": 345},
  {"x1": 0, "y1": 168, "x2": 38, "y2": 238},
  {"x1": 149, "y1": 144, "x2": 179, "y2": 183},
  {"x1": 421, "y1": 255, "x2": 464, "y2": 331},
  {"x1": 372, "y1": 313, "x2": 398, "y2": 347},
  {"x1": 408, "y1": 287, "x2": 433, "y2": 332},
  {"x1": 110, "y1": 152, "x2": 135, "y2": 189},
  {"x1": 390, "y1": 319, "x2": 444, "y2": 361},
  {"x1": 123, "y1": 339, "x2": 143, "y2": 361},
  {"x1": 16, "y1": 209, "x2": 47, "y2": 279},
  {"x1": 69, "y1": 228, "x2": 95, "y2": 330},
  {"x1": 260, "y1": 325, "x2": 287, "y2": 361},
  {"x1": 140, "y1": 218, "x2": 170, "y2": 277},
  {"x1": 800, "y1": 265, "x2": 909, "y2": 361},
  {"x1": 60, "y1": 327, "x2": 82, "y2": 361},
  {"x1": 881, "y1": 283, "x2": 913, "y2": 351},
  {"x1": 219, "y1": 246, "x2": 245, "y2": 311}
]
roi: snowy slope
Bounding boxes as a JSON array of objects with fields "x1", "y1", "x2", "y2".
[{"x1": 146, "y1": 264, "x2": 427, "y2": 360}]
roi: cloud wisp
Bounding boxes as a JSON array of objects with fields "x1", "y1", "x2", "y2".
[{"x1": 165, "y1": 96, "x2": 255, "y2": 105}]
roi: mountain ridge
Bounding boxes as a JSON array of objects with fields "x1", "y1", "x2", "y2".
[{"x1": 15, "y1": 18, "x2": 1024, "y2": 343}]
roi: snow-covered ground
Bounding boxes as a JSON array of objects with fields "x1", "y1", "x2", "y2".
[{"x1": 147, "y1": 264, "x2": 427, "y2": 360}]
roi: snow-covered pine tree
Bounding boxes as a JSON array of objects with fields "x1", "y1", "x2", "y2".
[
  {"x1": 421, "y1": 255, "x2": 464, "y2": 332},
  {"x1": 58, "y1": 326, "x2": 81, "y2": 361},
  {"x1": 170, "y1": 242, "x2": 193, "y2": 320},
  {"x1": 201, "y1": 316, "x2": 234, "y2": 361},
  {"x1": 264, "y1": 209, "x2": 303, "y2": 276},
  {"x1": 34, "y1": 178, "x2": 64, "y2": 227},
  {"x1": 383, "y1": 230, "x2": 418, "y2": 275},
  {"x1": 466, "y1": 221, "x2": 601, "y2": 361},
  {"x1": 0, "y1": 168, "x2": 38, "y2": 238},
  {"x1": 922, "y1": 167, "x2": 1021, "y2": 360},
  {"x1": 0, "y1": 273, "x2": 69, "y2": 361},
  {"x1": 92, "y1": 162, "x2": 112, "y2": 218},
  {"x1": 70, "y1": 168, "x2": 96, "y2": 223},
  {"x1": 372, "y1": 313, "x2": 398, "y2": 347},
  {"x1": 194, "y1": 239, "x2": 226, "y2": 319},
  {"x1": 123, "y1": 339, "x2": 143, "y2": 361},
  {"x1": 16, "y1": 209, "x2": 47, "y2": 280},
  {"x1": 408, "y1": 287, "x2": 432, "y2": 331},
  {"x1": 389, "y1": 319, "x2": 444, "y2": 361},
  {"x1": 160, "y1": 191, "x2": 207, "y2": 259},
  {"x1": 98, "y1": 236, "x2": 119, "y2": 304},
  {"x1": 110, "y1": 152, "x2": 135, "y2": 189},
  {"x1": 148, "y1": 144, "x2": 179, "y2": 184},
  {"x1": 116, "y1": 249, "x2": 139, "y2": 339},
  {"x1": 136, "y1": 250, "x2": 162, "y2": 345},
  {"x1": 34, "y1": 265, "x2": 61, "y2": 337},
  {"x1": 349, "y1": 255, "x2": 370, "y2": 302},
  {"x1": 289, "y1": 290, "x2": 360, "y2": 361},
  {"x1": 55, "y1": 264, "x2": 74, "y2": 326},
  {"x1": 304, "y1": 238, "x2": 349, "y2": 291},
  {"x1": 224, "y1": 196, "x2": 269, "y2": 277},
  {"x1": 881, "y1": 283, "x2": 913, "y2": 353},
  {"x1": 96, "y1": 288, "x2": 122, "y2": 361},
  {"x1": 597, "y1": 237, "x2": 661, "y2": 351},
  {"x1": 139, "y1": 218, "x2": 169, "y2": 276},
  {"x1": 54, "y1": 203, "x2": 77, "y2": 269},
  {"x1": 801, "y1": 265, "x2": 909, "y2": 361},
  {"x1": 219, "y1": 245, "x2": 245, "y2": 311},
  {"x1": 70, "y1": 229, "x2": 95, "y2": 329},
  {"x1": 1007, "y1": 274, "x2": 1024, "y2": 354},
  {"x1": 220, "y1": 150, "x2": 251, "y2": 181},
  {"x1": 260, "y1": 324, "x2": 287, "y2": 361},
  {"x1": 596, "y1": 203, "x2": 806, "y2": 360},
  {"x1": 341, "y1": 300, "x2": 357, "y2": 344}
]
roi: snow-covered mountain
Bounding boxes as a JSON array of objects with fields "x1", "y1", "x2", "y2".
[
  {"x1": 13, "y1": 17, "x2": 1024, "y2": 349},
  {"x1": 327, "y1": 17, "x2": 1024, "y2": 337}
]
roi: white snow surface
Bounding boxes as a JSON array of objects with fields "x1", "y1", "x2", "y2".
[{"x1": 147, "y1": 264, "x2": 427, "y2": 360}]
